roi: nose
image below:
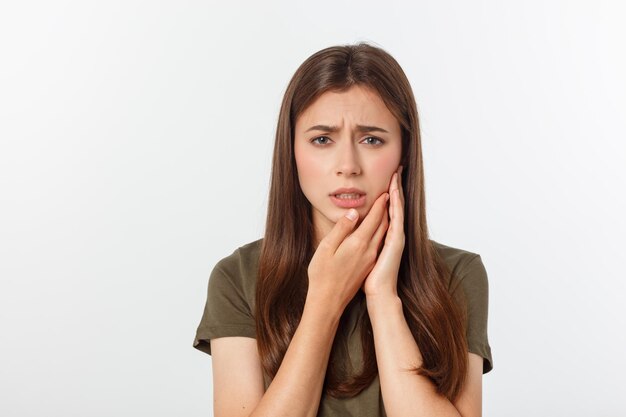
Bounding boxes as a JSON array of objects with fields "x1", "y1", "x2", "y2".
[{"x1": 335, "y1": 140, "x2": 361, "y2": 176}]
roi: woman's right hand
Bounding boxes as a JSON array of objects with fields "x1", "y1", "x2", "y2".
[{"x1": 306, "y1": 192, "x2": 390, "y2": 313}]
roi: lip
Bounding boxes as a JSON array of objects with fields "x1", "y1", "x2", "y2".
[
  {"x1": 330, "y1": 187, "x2": 366, "y2": 196},
  {"x1": 329, "y1": 188, "x2": 367, "y2": 209}
]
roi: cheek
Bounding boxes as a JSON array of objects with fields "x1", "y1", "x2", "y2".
[
  {"x1": 294, "y1": 145, "x2": 322, "y2": 192},
  {"x1": 372, "y1": 156, "x2": 400, "y2": 191},
  {"x1": 359, "y1": 153, "x2": 400, "y2": 215}
]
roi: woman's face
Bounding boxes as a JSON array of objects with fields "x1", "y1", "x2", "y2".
[{"x1": 294, "y1": 84, "x2": 403, "y2": 243}]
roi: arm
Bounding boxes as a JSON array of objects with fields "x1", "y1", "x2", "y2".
[
  {"x1": 212, "y1": 193, "x2": 391, "y2": 417},
  {"x1": 211, "y1": 298, "x2": 342, "y2": 417},
  {"x1": 366, "y1": 294, "x2": 483, "y2": 417}
]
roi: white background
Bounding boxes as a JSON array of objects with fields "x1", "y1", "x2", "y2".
[{"x1": 1, "y1": 1, "x2": 625, "y2": 416}]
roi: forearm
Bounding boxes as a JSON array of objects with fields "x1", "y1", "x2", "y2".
[
  {"x1": 249, "y1": 297, "x2": 342, "y2": 417},
  {"x1": 366, "y1": 294, "x2": 461, "y2": 417}
]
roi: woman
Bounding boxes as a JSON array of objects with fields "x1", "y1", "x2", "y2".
[{"x1": 193, "y1": 42, "x2": 493, "y2": 417}]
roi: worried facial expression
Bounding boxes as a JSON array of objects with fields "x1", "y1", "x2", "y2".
[{"x1": 294, "y1": 84, "x2": 403, "y2": 242}]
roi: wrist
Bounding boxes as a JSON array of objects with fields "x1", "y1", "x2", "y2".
[
  {"x1": 365, "y1": 290, "x2": 400, "y2": 304},
  {"x1": 303, "y1": 294, "x2": 344, "y2": 324},
  {"x1": 365, "y1": 292, "x2": 402, "y2": 314}
]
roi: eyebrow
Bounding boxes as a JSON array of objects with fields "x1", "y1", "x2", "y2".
[{"x1": 304, "y1": 124, "x2": 389, "y2": 134}]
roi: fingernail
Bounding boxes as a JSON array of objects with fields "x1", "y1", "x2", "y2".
[{"x1": 345, "y1": 208, "x2": 358, "y2": 221}]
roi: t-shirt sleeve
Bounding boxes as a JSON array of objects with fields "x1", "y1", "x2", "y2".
[
  {"x1": 450, "y1": 254, "x2": 493, "y2": 374},
  {"x1": 192, "y1": 253, "x2": 257, "y2": 356}
]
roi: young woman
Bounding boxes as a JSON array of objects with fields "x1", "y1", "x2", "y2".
[{"x1": 193, "y1": 42, "x2": 493, "y2": 417}]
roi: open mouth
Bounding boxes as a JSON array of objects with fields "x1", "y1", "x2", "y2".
[
  {"x1": 330, "y1": 194, "x2": 366, "y2": 208},
  {"x1": 333, "y1": 193, "x2": 364, "y2": 199}
]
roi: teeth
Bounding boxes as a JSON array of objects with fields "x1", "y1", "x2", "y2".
[{"x1": 335, "y1": 193, "x2": 361, "y2": 199}]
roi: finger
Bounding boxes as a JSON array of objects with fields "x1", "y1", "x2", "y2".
[
  {"x1": 380, "y1": 190, "x2": 404, "y2": 262},
  {"x1": 370, "y1": 204, "x2": 389, "y2": 254},
  {"x1": 389, "y1": 187, "x2": 394, "y2": 220},
  {"x1": 392, "y1": 188, "x2": 404, "y2": 226},
  {"x1": 388, "y1": 172, "x2": 397, "y2": 219},
  {"x1": 398, "y1": 166, "x2": 405, "y2": 207},
  {"x1": 321, "y1": 208, "x2": 360, "y2": 253},
  {"x1": 351, "y1": 192, "x2": 389, "y2": 242},
  {"x1": 388, "y1": 172, "x2": 398, "y2": 194}
]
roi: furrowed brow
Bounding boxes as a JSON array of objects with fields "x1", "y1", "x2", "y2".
[{"x1": 304, "y1": 124, "x2": 389, "y2": 133}]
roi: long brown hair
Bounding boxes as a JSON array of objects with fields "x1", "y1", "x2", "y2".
[{"x1": 255, "y1": 42, "x2": 469, "y2": 402}]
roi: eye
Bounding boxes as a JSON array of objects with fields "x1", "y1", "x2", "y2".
[
  {"x1": 311, "y1": 136, "x2": 332, "y2": 146},
  {"x1": 362, "y1": 136, "x2": 384, "y2": 146}
]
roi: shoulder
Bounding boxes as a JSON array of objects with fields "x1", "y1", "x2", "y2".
[
  {"x1": 431, "y1": 240, "x2": 493, "y2": 372},
  {"x1": 194, "y1": 239, "x2": 263, "y2": 355},
  {"x1": 210, "y1": 238, "x2": 264, "y2": 304},
  {"x1": 429, "y1": 239, "x2": 487, "y2": 295},
  {"x1": 214, "y1": 238, "x2": 264, "y2": 274}
]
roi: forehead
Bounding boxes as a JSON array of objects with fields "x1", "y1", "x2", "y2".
[{"x1": 295, "y1": 85, "x2": 399, "y2": 131}]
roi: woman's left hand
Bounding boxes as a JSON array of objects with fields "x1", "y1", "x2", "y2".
[{"x1": 362, "y1": 165, "x2": 405, "y2": 298}]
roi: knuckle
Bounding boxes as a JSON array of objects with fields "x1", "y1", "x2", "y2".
[
  {"x1": 349, "y1": 236, "x2": 367, "y2": 251},
  {"x1": 342, "y1": 237, "x2": 356, "y2": 252}
]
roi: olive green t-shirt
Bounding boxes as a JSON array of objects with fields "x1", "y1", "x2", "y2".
[{"x1": 193, "y1": 238, "x2": 493, "y2": 415}]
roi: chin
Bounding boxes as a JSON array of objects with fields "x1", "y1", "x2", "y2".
[{"x1": 320, "y1": 203, "x2": 370, "y2": 226}]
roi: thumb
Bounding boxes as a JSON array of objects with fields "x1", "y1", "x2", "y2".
[{"x1": 322, "y1": 209, "x2": 359, "y2": 251}]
